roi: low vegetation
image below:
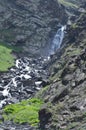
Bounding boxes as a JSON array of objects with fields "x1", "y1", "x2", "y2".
[
  {"x1": 0, "y1": 41, "x2": 23, "y2": 71},
  {"x1": 3, "y1": 98, "x2": 43, "y2": 126},
  {"x1": 36, "y1": 85, "x2": 49, "y2": 99},
  {"x1": 58, "y1": 0, "x2": 78, "y2": 8},
  {"x1": 0, "y1": 44, "x2": 15, "y2": 71}
]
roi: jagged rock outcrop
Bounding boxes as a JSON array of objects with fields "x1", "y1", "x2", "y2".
[{"x1": 58, "y1": 0, "x2": 86, "y2": 25}]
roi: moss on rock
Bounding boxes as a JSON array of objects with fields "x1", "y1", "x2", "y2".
[{"x1": 3, "y1": 98, "x2": 43, "y2": 126}]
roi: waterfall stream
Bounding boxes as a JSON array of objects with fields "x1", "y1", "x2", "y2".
[
  {"x1": 50, "y1": 25, "x2": 66, "y2": 55},
  {"x1": 0, "y1": 25, "x2": 66, "y2": 109},
  {"x1": 0, "y1": 25, "x2": 67, "y2": 130},
  {"x1": 0, "y1": 57, "x2": 49, "y2": 109}
]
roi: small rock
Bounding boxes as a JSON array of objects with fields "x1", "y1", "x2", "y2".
[
  {"x1": 25, "y1": 89, "x2": 34, "y2": 94},
  {"x1": 39, "y1": 107, "x2": 52, "y2": 129},
  {"x1": 69, "y1": 105, "x2": 80, "y2": 112},
  {"x1": 35, "y1": 81, "x2": 42, "y2": 86}
]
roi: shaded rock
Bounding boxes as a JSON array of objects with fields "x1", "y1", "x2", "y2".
[
  {"x1": 24, "y1": 89, "x2": 34, "y2": 94},
  {"x1": 39, "y1": 107, "x2": 52, "y2": 129},
  {"x1": 41, "y1": 79, "x2": 50, "y2": 87},
  {"x1": 69, "y1": 105, "x2": 80, "y2": 112},
  {"x1": 62, "y1": 74, "x2": 73, "y2": 85},
  {"x1": 52, "y1": 87, "x2": 69, "y2": 103},
  {"x1": 0, "y1": 92, "x2": 5, "y2": 100},
  {"x1": 76, "y1": 72, "x2": 85, "y2": 85},
  {"x1": 0, "y1": 115, "x2": 4, "y2": 122},
  {"x1": 15, "y1": 35, "x2": 26, "y2": 46},
  {"x1": 80, "y1": 49, "x2": 86, "y2": 60},
  {"x1": 0, "y1": 87, "x2": 4, "y2": 91}
]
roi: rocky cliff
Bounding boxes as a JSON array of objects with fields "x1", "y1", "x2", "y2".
[{"x1": 0, "y1": 0, "x2": 67, "y2": 57}]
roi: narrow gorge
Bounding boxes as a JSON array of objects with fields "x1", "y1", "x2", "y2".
[{"x1": 0, "y1": 0, "x2": 86, "y2": 130}]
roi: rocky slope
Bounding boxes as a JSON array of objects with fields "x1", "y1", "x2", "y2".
[
  {"x1": 0, "y1": 0, "x2": 86, "y2": 130},
  {"x1": 37, "y1": 12, "x2": 86, "y2": 130}
]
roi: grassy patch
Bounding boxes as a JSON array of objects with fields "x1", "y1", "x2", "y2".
[
  {"x1": 36, "y1": 85, "x2": 49, "y2": 99},
  {"x1": 58, "y1": 0, "x2": 78, "y2": 8},
  {"x1": 71, "y1": 23, "x2": 79, "y2": 29},
  {"x1": 3, "y1": 98, "x2": 43, "y2": 126},
  {"x1": 0, "y1": 44, "x2": 15, "y2": 71},
  {"x1": 0, "y1": 41, "x2": 23, "y2": 71},
  {"x1": 63, "y1": 46, "x2": 82, "y2": 58}
]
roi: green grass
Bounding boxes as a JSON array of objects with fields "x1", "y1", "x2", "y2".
[
  {"x1": 0, "y1": 44, "x2": 15, "y2": 71},
  {"x1": 36, "y1": 85, "x2": 49, "y2": 99},
  {"x1": 3, "y1": 98, "x2": 43, "y2": 126},
  {"x1": 0, "y1": 41, "x2": 22, "y2": 71}
]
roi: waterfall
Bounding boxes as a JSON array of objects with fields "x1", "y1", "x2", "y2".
[{"x1": 50, "y1": 25, "x2": 66, "y2": 54}]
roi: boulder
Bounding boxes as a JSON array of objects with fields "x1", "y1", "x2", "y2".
[{"x1": 39, "y1": 107, "x2": 52, "y2": 129}]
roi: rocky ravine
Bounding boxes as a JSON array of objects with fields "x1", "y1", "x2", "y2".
[
  {"x1": 0, "y1": 0, "x2": 86, "y2": 130},
  {"x1": 0, "y1": 57, "x2": 50, "y2": 130}
]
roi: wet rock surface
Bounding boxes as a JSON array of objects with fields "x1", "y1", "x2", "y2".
[
  {"x1": 0, "y1": 56, "x2": 51, "y2": 130},
  {"x1": 0, "y1": 122, "x2": 36, "y2": 130},
  {"x1": 0, "y1": 57, "x2": 50, "y2": 109}
]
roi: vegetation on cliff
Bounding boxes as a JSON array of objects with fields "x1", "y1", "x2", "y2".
[
  {"x1": 0, "y1": 41, "x2": 22, "y2": 71},
  {"x1": 0, "y1": 43, "x2": 15, "y2": 71},
  {"x1": 58, "y1": 0, "x2": 78, "y2": 8}
]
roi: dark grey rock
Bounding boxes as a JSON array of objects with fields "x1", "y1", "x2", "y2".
[
  {"x1": 39, "y1": 107, "x2": 52, "y2": 129},
  {"x1": 0, "y1": 115, "x2": 4, "y2": 122},
  {"x1": 52, "y1": 87, "x2": 69, "y2": 103}
]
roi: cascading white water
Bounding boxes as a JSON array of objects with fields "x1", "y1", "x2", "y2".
[
  {"x1": 0, "y1": 25, "x2": 66, "y2": 109},
  {"x1": 50, "y1": 25, "x2": 66, "y2": 55},
  {"x1": 0, "y1": 57, "x2": 48, "y2": 108}
]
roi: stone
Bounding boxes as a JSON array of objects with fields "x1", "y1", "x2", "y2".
[
  {"x1": 35, "y1": 81, "x2": 42, "y2": 86},
  {"x1": 62, "y1": 74, "x2": 73, "y2": 85},
  {"x1": 15, "y1": 35, "x2": 26, "y2": 46},
  {"x1": 0, "y1": 87, "x2": 4, "y2": 91},
  {"x1": 52, "y1": 87, "x2": 69, "y2": 103},
  {"x1": 0, "y1": 115, "x2": 4, "y2": 122},
  {"x1": 0, "y1": 92, "x2": 4, "y2": 100},
  {"x1": 25, "y1": 89, "x2": 34, "y2": 94},
  {"x1": 69, "y1": 105, "x2": 80, "y2": 112},
  {"x1": 39, "y1": 107, "x2": 52, "y2": 129}
]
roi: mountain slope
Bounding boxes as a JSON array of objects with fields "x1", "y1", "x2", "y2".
[
  {"x1": 37, "y1": 12, "x2": 86, "y2": 130},
  {"x1": 0, "y1": 0, "x2": 86, "y2": 130}
]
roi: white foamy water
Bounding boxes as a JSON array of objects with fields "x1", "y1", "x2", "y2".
[{"x1": 50, "y1": 25, "x2": 66, "y2": 54}]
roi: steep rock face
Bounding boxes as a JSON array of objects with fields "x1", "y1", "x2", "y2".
[
  {"x1": 58, "y1": 0, "x2": 86, "y2": 24},
  {"x1": 0, "y1": 0, "x2": 67, "y2": 57},
  {"x1": 38, "y1": 12, "x2": 86, "y2": 130}
]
